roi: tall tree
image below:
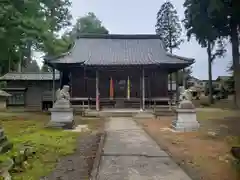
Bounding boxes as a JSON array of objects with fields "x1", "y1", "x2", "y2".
[
  {"x1": 72, "y1": 12, "x2": 109, "y2": 37},
  {"x1": 155, "y1": 1, "x2": 183, "y2": 53},
  {"x1": 22, "y1": 60, "x2": 40, "y2": 72},
  {"x1": 41, "y1": 0, "x2": 72, "y2": 33},
  {"x1": 0, "y1": 0, "x2": 72, "y2": 74},
  {"x1": 183, "y1": 0, "x2": 226, "y2": 104},
  {"x1": 0, "y1": 0, "x2": 45, "y2": 74},
  {"x1": 205, "y1": 0, "x2": 240, "y2": 107}
]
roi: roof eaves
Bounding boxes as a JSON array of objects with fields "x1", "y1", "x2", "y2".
[
  {"x1": 0, "y1": 72, "x2": 60, "y2": 81},
  {"x1": 166, "y1": 53, "x2": 195, "y2": 64}
]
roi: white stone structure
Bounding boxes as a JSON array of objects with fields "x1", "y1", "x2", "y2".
[
  {"x1": 48, "y1": 85, "x2": 74, "y2": 129},
  {"x1": 171, "y1": 88, "x2": 199, "y2": 132}
]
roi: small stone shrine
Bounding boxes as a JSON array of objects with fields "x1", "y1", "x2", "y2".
[
  {"x1": 48, "y1": 85, "x2": 74, "y2": 129},
  {"x1": 171, "y1": 88, "x2": 200, "y2": 132},
  {"x1": 0, "y1": 128, "x2": 13, "y2": 154},
  {"x1": 0, "y1": 90, "x2": 11, "y2": 111}
]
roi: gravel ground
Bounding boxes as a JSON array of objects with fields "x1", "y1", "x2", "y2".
[{"x1": 41, "y1": 132, "x2": 102, "y2": 180}]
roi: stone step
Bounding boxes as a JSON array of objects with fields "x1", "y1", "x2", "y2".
[
  {"x1": 154, "y1": 109, "x2": 175, "y2": 116},
  {"x1": 99, "y1": 112, "x2": 138, "y2": 117}
]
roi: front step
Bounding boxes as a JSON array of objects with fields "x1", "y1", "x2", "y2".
[
  {"x1": 154, "y1": 106, "x2": 176, "y2": 116},
  {"x1": 99, "y1": 111, "x2": 138, "y2": 117},
  {"x1": 84, "y1": 109, "x2": 143, "y2": 117}
]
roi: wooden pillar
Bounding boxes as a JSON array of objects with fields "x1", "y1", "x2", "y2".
[
  {"x1": 169, "y1": 72, "x2": 173, "y2": 107},
  {"x1": 96, "y1": 70, "x2": 99, "y2": 111},
  {"x1": 69, "y1": 72, "x2": 72, "y2": 97},
  {"x1": 52, "y1": 68, "x2": 55, "y2": 104},
  {"x1": 60, "y1": 71, "x2": 63, "y2": 89},
  {"x1": 142, "y1": 68, "x2": 145, "y2": 110},
  {"x1": 176, "y1": 71, "x2": 179, "y2": 103},
  {"x1": 182, "y1": 68, "x2": 186, "y2": 89},
  {"x1": 110, "y1": 77, "x2": 114, "y2": 100},
  {"x1": 170, "y1": 73, "x2": 173, "y2": 97},
  {"x1": 127, "y1": 76, "x2": 130, "y2": 100}
]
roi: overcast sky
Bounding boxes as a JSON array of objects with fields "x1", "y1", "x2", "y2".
[{"x1": 36, "y1": 0, "x2": 232, "y2": 80}]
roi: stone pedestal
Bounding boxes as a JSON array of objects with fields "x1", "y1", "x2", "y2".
[
  {"x1": 48, "y1": 108, "x2": 74, "y2": 129},
  {"x1": 48, "y1": 99, "x2": 74, "y2": 129},
  {"x1": 171, "y1": 100, "x2": 199, "y2": 132}
]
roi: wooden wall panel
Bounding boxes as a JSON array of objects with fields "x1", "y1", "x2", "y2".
[
  {"x1": 71, "y1": 68, "x2": 85, "y2": 97},
  {"x1": 70, "y1": 67, "x2": 169, "y2": 99}
]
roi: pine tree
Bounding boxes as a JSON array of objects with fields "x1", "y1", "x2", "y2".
[{"x1": 155, "y1": 1, "x2": 183, "y2": 53}]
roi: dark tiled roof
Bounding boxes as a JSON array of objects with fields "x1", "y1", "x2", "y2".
[
  {"x1": 0, "y1": 72, "x2": 60, "y2": 81},
  {"x1": 45, "y1": 34, "x2": 194, "y2": 66},
  {"x1": 0, "y1": 90, "x2": 11, "y2": 97}
]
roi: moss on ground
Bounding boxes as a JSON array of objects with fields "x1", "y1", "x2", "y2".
[{"x1": 0, "y1": 113, "x2": 79, "y2": 180}]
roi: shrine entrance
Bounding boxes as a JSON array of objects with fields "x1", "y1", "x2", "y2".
[{"x1": 115, "y1": 78, "x2": 127, "y2": 98}]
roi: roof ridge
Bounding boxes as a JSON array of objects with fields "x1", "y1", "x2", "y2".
[
  {"x1": 76, "y1": 34, "x2": 161, "y2": 39},
  {"x1": 3, "y1": 72, "x2": 59, "y2": 74}
]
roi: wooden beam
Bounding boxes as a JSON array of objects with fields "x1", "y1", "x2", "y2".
[
  {"x1": 142, "y1": 68, "x2": 145, "y2": 110},
  {"x1": 52, "y1": 68, "x2": 55, "y2": 105},
  {"x1": 96, "y1": 70, "x2": 99, "y2": 111},
  {"x1": 183, "y1": 68, "x2": 186, "y2": 89},
  {"x1": 176, "y1": 71, "x2": 179, "y2": 103},
  {"x1": 169, "y1": 73, "x2": 173, "y2": 107}
]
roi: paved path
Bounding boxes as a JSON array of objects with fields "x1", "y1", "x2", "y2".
[{"x1": 96, "y1": 117, "x2": 192, "y2": 180}]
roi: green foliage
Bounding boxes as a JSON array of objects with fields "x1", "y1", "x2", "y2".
[
  {"x1": 72, "y1": 12, "x2": 109, "y2": 36},
  {"x1": 42, "y1": 12, "x2": 109, "y2": 60},
  {"x1": 183, "y1": 0, "x2": 226, "y2": 57},
  {"x1": 22, "y1": 60, "x2": 40, "y2": 72},
  {"x1": 0, "y1": 0, "x2": 72, "y2": 74},
  {"x1": 184, "y1": 0, "x2": 240, "y2": 106},
  {"x1": 155, "y1": 1, "x2": 183, "y2": 52},
  {"x1": 183, "y1": 0, "x2": 227, "y2": 104},
  {"x1": 41, "y1": 64, "x2": 52, "y2": 72},
  {"x1": 42, "y1": 33, "x2": 72, "y2": 57}
]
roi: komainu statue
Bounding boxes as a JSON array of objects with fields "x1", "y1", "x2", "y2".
[
  {"x1": 53, "y1": 85, "x2": 71, "y2": 108},
  {"x1": 179, "y1": 86, "x2": 192, "y2": 102}
]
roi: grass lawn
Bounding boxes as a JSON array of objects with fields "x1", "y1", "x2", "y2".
[
  {"x1": 137, "y1": 109, "x2": 240, "y2": 180},
  {"x1": 0, "y1": 112, "x2": 103, "y2": 180}
]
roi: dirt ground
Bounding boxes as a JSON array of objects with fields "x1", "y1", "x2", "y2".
[{"x1": 137, "y1": 109, "x2": 240, "y2": 180}]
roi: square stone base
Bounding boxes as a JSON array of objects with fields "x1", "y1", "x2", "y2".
[
  {"x1": 171, "y1": 109, "x2": 199, "y2": 132},
  {"x1": 48, "y1": 108, "x2": 74, "y2": 129}
]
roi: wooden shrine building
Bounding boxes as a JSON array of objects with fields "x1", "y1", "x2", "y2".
[{"x1": 44, "y1": 34, "x2": 194, "y2": 110}]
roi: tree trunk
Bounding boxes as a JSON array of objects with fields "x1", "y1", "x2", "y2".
[
  {"x1": 207, "y1": 41, "x2": 213, "y2": 104},
  {"x1": 230, "y1": 22, "x2": 240, "y2": 108}
]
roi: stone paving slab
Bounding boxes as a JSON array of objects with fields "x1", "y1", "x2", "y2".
[
  {"x1": 103, "y1": 130, "x2": 168, "y2": 156},
  {"x1": 97, "y1": 156, "x2": 192, "y2": 180},
  {"x1": 96, "y1": 117, "x2": 192, "y2": 180},
  {"x1": 105, "y1": 117, "x2": 141, "y2": 131}
]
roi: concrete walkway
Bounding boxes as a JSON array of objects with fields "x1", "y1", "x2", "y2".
[{"x1": 96, "y1": 117, "x2": 192, "y2": 180}]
